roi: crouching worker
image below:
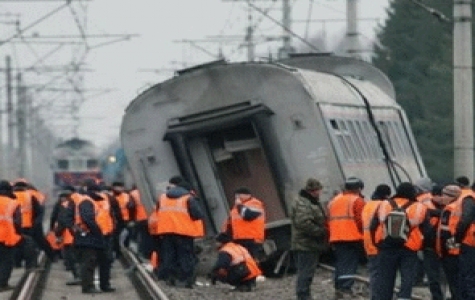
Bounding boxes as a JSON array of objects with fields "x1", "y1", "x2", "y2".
[{"x1": 209, "y1": 233, "x2": 262, "y2": 292}]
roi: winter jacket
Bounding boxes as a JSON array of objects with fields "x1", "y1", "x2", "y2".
[{"x1": 290, "y1": 189, "x2": 328, "y2": 252}]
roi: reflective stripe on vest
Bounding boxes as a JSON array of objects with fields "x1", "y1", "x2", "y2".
[
  {"x1": 230, "y1": 198, "x2": 265, "y2": 243},
  {"x1": 155, "y1": 194, "x2": 204, "y2": 238},
  {"x1": 328, "y1": 193, "x2": 363, "y2": 242}
]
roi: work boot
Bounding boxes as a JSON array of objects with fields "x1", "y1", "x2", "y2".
[{"x1": 65, "y1": 278, "x2": 81, "y2": 286}]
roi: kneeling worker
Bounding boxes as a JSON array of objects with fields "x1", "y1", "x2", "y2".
[{"x1": 209, "y1": 233, "x2": 262, "y2": 292}]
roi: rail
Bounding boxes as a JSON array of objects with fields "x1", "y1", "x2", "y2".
[
  {"x1": 318, "y1": 263, "x2": 425, "y2": 300},
  {"x1": 11, "y1": 252, "x2": 49, "y2": 300},
  {"x1": 121, "y1": 247, "x2": 170, "y2": 300}
]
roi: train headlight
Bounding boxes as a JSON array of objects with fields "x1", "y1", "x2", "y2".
[{"x1": 107, "y1": 155, "x2": 116, "y2": 163}]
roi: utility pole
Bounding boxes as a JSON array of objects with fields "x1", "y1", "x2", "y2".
[
  {"x1": 278, "y1": 0, "x2": 295, "y2": 58},
  {"x1": 6, "y1": 56, "x2": 14, "y2": 179},
  {"x1": 345, "y1": 0, "x2": 360, "y2": 58},
  {"x1": 453, "y1": 0, "x2": 473, "y2": 177},
  {"x1": 17, "y1": 72, "x2": 26, "y2": 178}
]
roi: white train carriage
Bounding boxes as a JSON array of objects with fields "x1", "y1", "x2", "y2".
[{"x1": 120, "y1": 55, "x2": 426, "y2": 263}]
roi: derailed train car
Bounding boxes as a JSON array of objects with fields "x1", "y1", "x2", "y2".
[{"x1": 120, "y1": 54, "x2": 427, "y2": 267}]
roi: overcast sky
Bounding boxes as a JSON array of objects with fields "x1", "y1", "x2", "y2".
[{"x1": 0, "y1": 0, "x2": 390, "y2": 150}]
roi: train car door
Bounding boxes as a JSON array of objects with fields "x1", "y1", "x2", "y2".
[{"x1": 187, "y1": 137, "x2": 229, "y2": 234}]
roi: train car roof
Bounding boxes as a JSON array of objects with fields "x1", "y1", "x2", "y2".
[{"x1": 125, "y1": 56, "x2": 398, "y2": 115}]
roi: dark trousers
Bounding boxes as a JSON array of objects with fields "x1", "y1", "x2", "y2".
[
  {"x1": 373, "y1": 247, "x2": 418, "y2": 300},
  {"x1": 0, "y1": 244, "x2": 15, "y2": 287},
  {"x1": 459, "y1": 244, "x2": 475, "y2": 300},
  {"x1": 158, "y1": 234, "x2": 195, "y2": 284},
  {"x1": 76, "y1": 247, "x2": 99, "y2": 292},
  {"x1": 367, "y1": 255, "x2": 379, "y2": 300},
  {"x1": 294, "y1": 250, "x2": 320, "y2": 300},
  {"x1": 423, "y1": 248, "x2": 444, "y2": 300},
  {"x1": 63, "y1": 244, "x2": 79, "y2": 278},
  {"x1": 98, "y1": 235, "x2": 114, "y2": 289},
  {"x1": 442, "y1": 255, "x2": 459, "y2": 300},
  {"x1": 15, "y1": 234, "x2": 38, "y2": 269},
  {"x1": 333, "y1": 242, "x2": 363, "y2": 292}
]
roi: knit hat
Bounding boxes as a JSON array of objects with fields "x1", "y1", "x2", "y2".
[
  {"x1": 414, "y1": 177, "x2": 433, "y2": 193},
  {"x1": 455, "y1": 176, "x2": 470, "y2": 187},
  {"x1": 344, "y1": 177, "x2": 364, "y2": 190},
  {"x1": 371, "y1": 184, "x2": 391, "y2": 200},
  {"x1": 305, "y1": 178, "x2": 323, "y2": 191},
  {"x1": 395, "y1": 182, "x2": 416, "y2": 200},
  {"x1": 442, "y1": 185, "x2": 461, "y2": 198},
  {"x1": 234, "y1": 187, "x2": 251, "y2": 195}
]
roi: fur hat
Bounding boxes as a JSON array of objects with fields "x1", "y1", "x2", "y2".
[
  {"x1": 455, "y1": 176, "x2": 470, "y2": 187},
  {"x1": 371, "y1": 184, "x2": 391, "y2": 199},
  {"x1": 344, "y1": 177, "x2": 364, "y2": 190},
  {"x1": 305, "y1": 178, "x2": 323, "y2": 191}
]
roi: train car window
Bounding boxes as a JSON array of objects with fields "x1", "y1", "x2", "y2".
[
  {"x1": 363, "y1": 121, "x2": 384, "y2": 160},
  {"x1": 70, "y1": 158, "x2": 84, "y2": 171},
  {"x1": 377, "y1": 121, "x2": 396, "y2": 158},
  {"x1": 354, "y1": 120, "x2": 373, "y2": 160},
  {"x1": 329, "y1": 119, "x2": 351, "y2": 161},
  {"x1": 87, "y1": 159, "x2": 99, "y2": 169},
  {"x1": 347, "y1": 120, "x2": 366, "y2": 161},
  {"x1": 391, "y1": 121, "x2": 411, "y2": 157},
  {"x1": 57, "y1": 159, "x2": 69, "y2": 170},
  {"x1": 338, "y1": 120, "x2": 358, "y2": 162}
]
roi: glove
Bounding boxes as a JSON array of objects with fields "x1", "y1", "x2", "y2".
[{"x1": 446, "y1": 237, "x2": 460, "y2": 250}]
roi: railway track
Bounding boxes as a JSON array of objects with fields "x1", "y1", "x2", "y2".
[
  {"x1": 6, "y1": 247, "x2": 434, "y2": 300},
  {"x1": 9, "y1": 247, "x2": 170, "y2": 300}
]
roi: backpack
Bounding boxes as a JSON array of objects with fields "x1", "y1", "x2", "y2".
[{"x1": 383, "y1": 198, "x2": 415, "y2": 246}]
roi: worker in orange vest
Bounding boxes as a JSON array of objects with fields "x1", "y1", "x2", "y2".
[
  {"x1": 327, "y1": 177, "x2": 365, "y2": 299},
  {"x1": 111, "y1": 181, "x2": 134, "y2": 255},
  {"x1": 436, "y1": 184, "x2": 462, "y2": 300},
  {"x1": 222, "y1": 187, "x2": 265, "y2": 260},
  {"x1": 129, "y1": 185, "x2": 148, "y2": 255},
  {"x1": 154, "y1": 180, "x2": 204, "y2": 288},
  {"x1": 75, "y1": 181, "x2": 110, "y2": 294},
  {"x1": 13, "y1": 180, "x2": 54, "y2": 268},
  {"x1": 373, "y1": 182, "x2": 428, "y2": 300},
  {"x1": 0, "y1": 180, "x2": 22, "y2": 292},
  {"x1": 209, "y1": 232, "x2": 262, "y2": 292},
  {"x1": 415, "y1": 179, "x2": 446, "y2": 300},
  {"x1": 363, "y1": 184, "x2": 391, "y2": 300}
]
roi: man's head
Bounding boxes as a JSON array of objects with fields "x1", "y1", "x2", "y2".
[
  {"x1": 344, "y1": 177, "x2": 364, "y2": 191},
  {"x1": 440, "y1": 184, "x2": 461, "y2": 205},
  {"x1": 305, "y1": 178, "x2": 323, "y2": 197},
  {"x1": 394, "y1": 182, "x2": 417, "y2": 200}
]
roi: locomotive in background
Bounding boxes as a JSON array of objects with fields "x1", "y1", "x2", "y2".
[
  {"x1": 118, "y1": 54, "x2": 427, "y2": 273},
  {"x1": 52, "y1": 138, "x2": 102, "y2": 192}
]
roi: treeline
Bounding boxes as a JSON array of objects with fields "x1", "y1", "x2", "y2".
[{"x1": 372, "y1": 0, "x2": 459, "y2": 182}]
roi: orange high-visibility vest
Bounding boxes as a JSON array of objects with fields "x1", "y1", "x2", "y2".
[
  {"x1": 362, "y1": 200, "x2": 381, "y2": 256},
  {"x1": 154, "y1": 194, "x2": 204, "y2": 238},
  {"x1": 436, "y1": 200, "x2": 460, "y2": 257},
  {"x1": 14, "y1": 190, "x2": 33, "y2": 229},
  {"x1": 116, "y1": 193, "x2": 131, "y2": 221},
  {"x1": 220, "y1": 242, "x2": 262, "y2": 280},
  {"x1": 447, "y1": 196, "x2": 475, "y2": 247},
  {"x1": 327, "y1": 193, "x2": 363, "y2": 242},
  {"x1": 377, "y1": 197, "x2": 427, "y2": 251},
  {"x1": 130, "y1": 189, "x2": 147, "y2": 221},
  {"x1": 75, "y1": 196, "x2": 108, "y2": 235},
  {"x1": 230, "y1": 198, "x2": 265, "y2": 243},
  {"x1": 0, "y1": 197, "x2": 21, "y2": 247},
  {"x1": 148, "y1": 209, "x2": 159, "y2": 236},
  {"x1": 46, "y1": 230, "x2": 62, "y2": 250},
  {"x1": 96, "y1": 193, "x2": 115, "y2": 235}
]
